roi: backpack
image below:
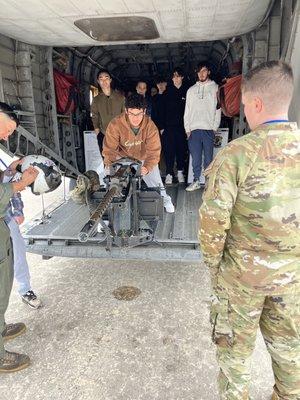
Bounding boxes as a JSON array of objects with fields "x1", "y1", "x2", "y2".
[
  {"x1": 218, "y1": 74, "x2": 242, "y2": 117},
  {"x1": 53, "y1": 69, "x2": 78, "y2": 115}
]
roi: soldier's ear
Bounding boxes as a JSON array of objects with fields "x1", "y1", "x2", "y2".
[{"x1": 254, "y1": 96, "x2": 263, "y2": 113}]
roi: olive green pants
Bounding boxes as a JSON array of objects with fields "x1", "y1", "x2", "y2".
[
  {"x1": 0, "y1": 221, "x2": 14, "y2": 358},
  {"x1": 211, "y1": 284, "x2": 300, "y2": 400}
]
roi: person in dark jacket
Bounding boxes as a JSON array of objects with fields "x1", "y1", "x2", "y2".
[
  {"x1": 151, "y1": 76, "x2": 167, "y2": 132},
  {"x1": 136, "y1": 80, "x2": 152, "y2": 117},
  {"x1": 161, "y1": 68, "x2": 188, "y2": 184}
]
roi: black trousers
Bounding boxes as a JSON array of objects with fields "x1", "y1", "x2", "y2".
[
  {"x1": 97, "y1": 132, "x2": 104, "y2": 154},
  {"x1": 162, "y1": 125, "x2": 188, "y2": 176}
]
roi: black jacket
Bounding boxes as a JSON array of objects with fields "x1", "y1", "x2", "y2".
[
  {"x1": 151, "y1": 93, "x2": 165, "y2": 130},
  {"x1": 161, "y1": 84, "x2": 187, "y2": 128}
]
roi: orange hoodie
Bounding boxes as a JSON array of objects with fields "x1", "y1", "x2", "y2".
[{"x1": 103, "y1": 112, "x2": 161, "y2": 172}]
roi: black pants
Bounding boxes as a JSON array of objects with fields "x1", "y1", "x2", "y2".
[
  {"x1": 97, "y1": 132, "x2": 104, "y2": 154},
  {"x1": 162, "y1": 126, "x2": 188, "y2": 176}
]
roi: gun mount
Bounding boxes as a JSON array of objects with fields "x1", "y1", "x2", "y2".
[
  {"x1": 23, "y1": 158, "x2": 202, "y2": 261},
  {"x1": 78, "y1": 158, "x2": 164, "y2": 248}
]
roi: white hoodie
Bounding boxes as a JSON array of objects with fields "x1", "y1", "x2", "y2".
[{"x1": 184, "y1": 80, "x2": 221, "y2": 133}]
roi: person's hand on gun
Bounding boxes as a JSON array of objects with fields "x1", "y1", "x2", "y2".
[{"x1": 141, "y1": 166, "x2": 148, "y2": 176}]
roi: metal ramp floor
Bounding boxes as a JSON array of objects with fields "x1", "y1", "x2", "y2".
[{"x1": 24, "y1": 185, "x2": 203, "y2": 262}]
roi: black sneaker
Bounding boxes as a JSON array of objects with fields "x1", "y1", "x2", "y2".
[
  {"x1": 0, "y1": 350, "x2": 30, "y2": 373},
  {"x1": 21, "y1": 290, "x2": 43, "y2": 309},
  {"x1": 2, "y1": 323, "x2": 26, "y2": 341}
]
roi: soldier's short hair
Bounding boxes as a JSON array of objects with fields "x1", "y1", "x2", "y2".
[
  {"x1": 241, "y1": 61, "x2": 294, "y2": 112},
  {"x1": 0, "y1": 102, "x2": 19, "y2": 127}
]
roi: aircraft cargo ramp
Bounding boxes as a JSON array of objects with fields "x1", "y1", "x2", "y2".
[{"x1": 24, "y1": 186, "x2": 203, "y2": 262}]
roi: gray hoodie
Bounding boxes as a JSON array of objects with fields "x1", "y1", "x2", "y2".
[{"x1": 184, "y1": 80, "x2": 221, "y2": 133}]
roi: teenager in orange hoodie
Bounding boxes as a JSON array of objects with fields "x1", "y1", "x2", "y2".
[{"x1": 103, "y1": 94, "x2": 174, "y2": 213}]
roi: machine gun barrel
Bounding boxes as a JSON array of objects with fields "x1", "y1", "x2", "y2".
[
  {"x1": 78, "y1": 165, "x2": 132, "y2": 243},
  {"x1": 78, "y1": 186, "x2": 118, "y2": 242}
]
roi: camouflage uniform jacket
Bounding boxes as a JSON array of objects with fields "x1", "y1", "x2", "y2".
[
  {"x1": 199, "y1": 122, "x2": 300, "y2": 295},
  {"x1": 0, "y1": 182, "x2": 13, "y2": 219},
  {"x1": 0, "y1": 180, "x2": 14, "y2": 261}
]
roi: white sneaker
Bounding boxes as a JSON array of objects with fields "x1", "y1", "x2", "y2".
[
  {"x1": 186, "y1": 180, "x2": 201, "y2": 192},
  {"x1": 21, "y1": 290, "x2": 43, "y2": 309},
  {"x1": 177, "y1": 170, "x2": 185, "y2": 183},
  {"x1": 165, "y1": 174, "x2": 173, "y2": 185},
  {"x1": 163, "y1": 195, "x2": 175, "y2": 213}
]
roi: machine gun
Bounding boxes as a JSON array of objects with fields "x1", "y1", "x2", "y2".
[{"x1": 78, "y1": 158, "x2": 164, "y2": 248}]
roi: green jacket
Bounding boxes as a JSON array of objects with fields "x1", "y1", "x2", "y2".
[
  {"x1": 91, "y1": 90, "x2": 125, "y2": 134},
  {"x1": 199, "y1": 122, "x2": 300, "y2": 294}
]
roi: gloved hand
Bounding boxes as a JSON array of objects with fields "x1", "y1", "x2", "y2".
[
  {"x1": 84, "y1": 170, "x2": 100, "y2": 192},
  {"x1": 70, "y1": 175, "x2": 90, "y2": 204}
]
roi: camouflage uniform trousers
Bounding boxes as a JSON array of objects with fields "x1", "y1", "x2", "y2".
[
  {"x1": 0, "y1": 221, "x2": 14, "y2": 357},
  {"x1": 210, "y1": 282, "x2": 300, "y2": 400}
]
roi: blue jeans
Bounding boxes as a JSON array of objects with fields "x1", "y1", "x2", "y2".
[
  {"x1": 7, "y1": 218, "x2": 31, "y2": 296},
  {"x1": 188, "y1": 129, "x2": 214, "y2": 180}
]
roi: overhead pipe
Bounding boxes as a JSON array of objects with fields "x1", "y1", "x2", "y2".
[{"x1": 67, "y1": 47, "x2": 121, "y2": 83}]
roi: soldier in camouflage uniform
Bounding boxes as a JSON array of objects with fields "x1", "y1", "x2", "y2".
[
  {"x1": 0, "y1": 102, "x2": 38, "y2": 372},
  {"x1": 199, "y1": 61, "x2": 300, "y2": 400}
]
